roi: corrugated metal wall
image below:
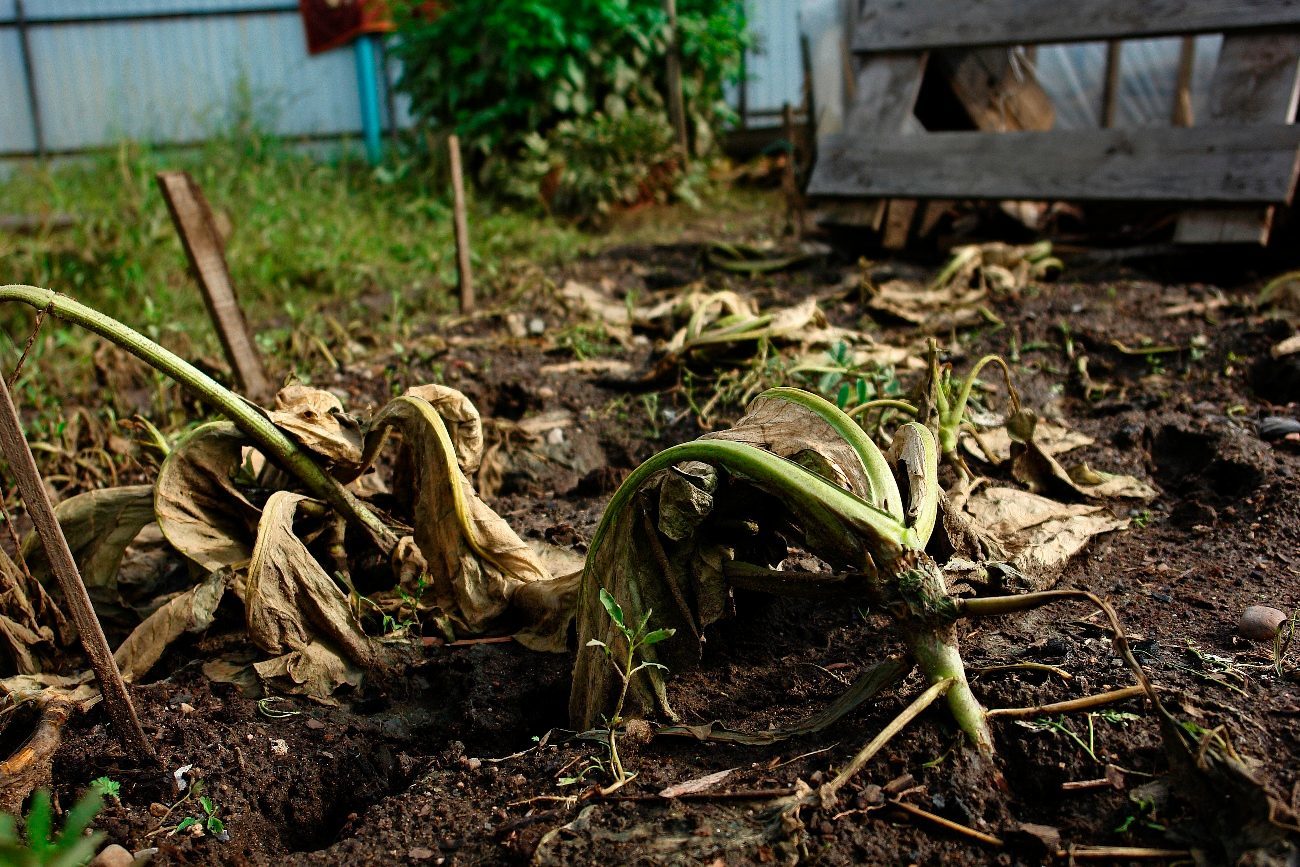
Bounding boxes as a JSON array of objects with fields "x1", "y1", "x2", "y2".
[
  {"x1": 1, "y1": 1, "x2": 800, "y2": 158},
  {"x1": 0, "y1": 0, "x2": 414, "y2": 159},
  {"x1": 738, "y1": 0, "x2": 805, "y2": 127}
]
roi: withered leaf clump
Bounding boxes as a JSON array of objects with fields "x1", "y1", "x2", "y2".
[
  {"x1": 1, "y1": 383, "x2": 577, "y2": 705},
  {"x1": 568, "y1": 388, "x2": 1134, "y2": 734}
]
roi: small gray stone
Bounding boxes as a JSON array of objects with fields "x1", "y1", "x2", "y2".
[
  {"x1": 1239, "y1": 605, "x2": 1287, "y2": 641},
  {"x1": 89, "y1": 844, "x2": 134, "y2": 867}
]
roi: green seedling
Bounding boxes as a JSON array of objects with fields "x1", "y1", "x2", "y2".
[
  {"x1": 585, "y1": 588, "x2": 675, "y2": 788},
  {"x1": 917, "y1": 340, "x2": 1019, "y2": 478},
  {"x1": 88, "y1": 778, "x2": 120, "y2": 803},
  {"x1": 1114, "y1": 791, "x2": 1165, "y2": 835},
  {"x1": 0, "y1": 788, "x2": 104, "y2": 867},
  {"x1": 174, "y1": 791, "x2": 227, "y2": 842}
]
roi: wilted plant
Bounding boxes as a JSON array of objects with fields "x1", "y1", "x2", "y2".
[
  {"x1": 0, "y1": 788, "x2": 103, "y2": 867},
  {"x1": 572, "y1": 386, "x2": 1002, "y2": 754},
  {"x1": 0, "y1": 285, "x2": 577, "y2": 702},
  {"x1": 845, "y1": 340, "x2": 1019, "y2": 479},
  {"x1": 570, "y1": 386, "x2": 1168, "y2": 765},
  {"x1": 916, "y1": 341, "x2": 1018, "y2": 478}
]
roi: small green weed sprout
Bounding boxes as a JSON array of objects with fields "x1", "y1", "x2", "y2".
[
  {"x1": 88, "y1": 778, "x2": 120, "y2": 803},
  {"x1": 174, "y1": 790, "x2": 227, "y2": 842},
  {"x1": 0, "y1": 788, "x2": 104, "y2": 867},
  {"x1": 586, "y1": 588, "x2": 675, "y2": 789}
]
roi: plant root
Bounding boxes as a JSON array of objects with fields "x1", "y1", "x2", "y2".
[
  {"x1": 888, "y1": 799, "x2": 1004, "y2": 847},
  {"x1": 817, "y1": 678, "x2": 953, "y2": 806},
  {"x1": 985, "y1": 685, "x2": 1148, "y2": 719}
]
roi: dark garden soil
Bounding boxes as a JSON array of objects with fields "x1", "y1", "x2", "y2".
[{"x1": 34, "y1": 226, "x2": 1300, "y2": 866}]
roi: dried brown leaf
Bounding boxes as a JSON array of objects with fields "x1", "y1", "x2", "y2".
[
  {"x1": 365, "y1": 392, "x2": 561, "y2": 644},
  {"x1": 1008, "y1": 410, "x2": 1156, "y2": 501},
  {"x1": 267, "y1": 384, "x2": 365, "y2": 471},
  {"x1": 251, "y1": 640, "x2": 362, "y2": 702},
  {"x1": 155, "y1": 422, "x2": 261, "y2": 573},
  {"x1": 244, "y1": 492, "x2": 378, "y2": 673},
  {"x1": 955, "y1": 485, "x2": 1126, "y2": 585},
  {"x1": 114, "y1": 570, "x2": 226, "y2": 682}
]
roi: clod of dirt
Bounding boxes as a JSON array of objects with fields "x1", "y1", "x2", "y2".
[
  {"x1": 1239, "y1": 605, "x2": 1288, "y2": 641},
  {"x1": 1151, "y1": 416, "x2": 1274, "y2": 500},
  {"x1": 1009, "y1": 822, "x2": 1061, "y2": 858}
]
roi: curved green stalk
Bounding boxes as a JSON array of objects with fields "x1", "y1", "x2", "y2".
[
  {"x1": 949, "y1": 354, "x2": 1019, "y2": 430},
  {"x1": 586, "y1": 439, "x2": 913, "y2": 563},
  {"x1": 0, "y1": 284, "x2": 398, "y2": 554},
  {"x1": 580, "y1": 400, "x2": 991, "y2": 754},
  {"x1": 759, "y1": 387, "x2": 904, "y2": 522},
  {"x1": 846, "y1": 398, "x2": 918, "y2": 419}
]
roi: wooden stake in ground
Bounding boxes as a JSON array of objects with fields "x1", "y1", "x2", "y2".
[
  {"x1": 663, "y1": 0, "x2": 689, "y2": 158},
  {"x1": 447, "y1": 134, "x2": 474, "y2": 313},
  {"x1": 155, "y1": 171, "x2": 273, "y2": 405},
  {"x1": 781, "y1": 103, "x2": 805, "y2": 237},
  {"x1": 0, "y1": 372, "x2": 156, "y2": 764}
]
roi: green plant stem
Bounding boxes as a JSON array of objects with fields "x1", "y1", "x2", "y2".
[
  {"x1": 846, "y1": 399, "x2": 918, "y2": 419},
  {"x1": 0, "y1": 285, "x2": 398, "y2": 555},
  {"x1": 608, "y1": 649, "x2": 635, "y2": 784},
  {"x1": 904, "y1": 622, "x2": 994, "y2": 758}
]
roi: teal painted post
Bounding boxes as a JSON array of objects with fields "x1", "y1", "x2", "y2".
[{"x1": 354, "y1": 33, "x2": 384, "y2": 164}]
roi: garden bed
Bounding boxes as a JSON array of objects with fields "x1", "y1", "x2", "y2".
[{"x1": 8, "y1": 205, "x2": 1299, "y2": 866}]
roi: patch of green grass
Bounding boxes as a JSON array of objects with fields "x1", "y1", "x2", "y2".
[{"x1": 0, "y1": 122, "x2": 774, "y2": 454}]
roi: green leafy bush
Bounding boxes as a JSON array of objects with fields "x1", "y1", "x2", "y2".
[
  {"x1": 390, "y1": 0, "x2": 746, "y2": 158},
  {"x1": 497, "y1": 109, "x2": 703, "y2": 221}
]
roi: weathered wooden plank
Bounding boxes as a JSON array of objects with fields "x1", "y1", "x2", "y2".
[
  {"x1": 1100, "y1": 41, "x2": 1122, "y2": 128},
  {"x1": 156, "y1": 171, "x2": 273, "y2": 403},
  {"x1": 813, "y1": 125, "x2": 1300, "y2": 202},
  {"x1": 854, "y1": 0, "x2": 1300, "y2": 53},
  {"x1": 882, "y1": 199, "x2": 918, "y2": 249},
  {"x1": 447, "y1": 134, "x2": 475, "y2": 312},
  {"x1": 934, "y1": 47, "x2": 1055, "y2": 132},
  {"x1": 843, "y1": 52, "x2": 928, "y2": 137},
  {"x1": 1204, "y1": 32, "x2": 1300, "y2": 122},
  {"x1": 1175, "y1": 32, "x2": 1300, "y2": 243},
  {"x1": 1171, "y1": 36, "x2": 1197, "y2": 126},
  {"x1": 812, "y1": 52, "x2": 927, "y2": 229}
]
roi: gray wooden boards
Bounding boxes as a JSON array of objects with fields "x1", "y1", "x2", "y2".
[
  {"x1": 854, "y1": 0, "x2": 1300, "y2": 53},
  {"x1": 156, "y1": 171, "x2": 273, "y2": 404},
  {"x1": 845, "y1": 52, "x2": 928, "y2": 137},
  {"x1": 1175, "y1": 32, "x2": 1300, "y2": 243},
  {"x1": 809, "y1": 124, "x2": 1300, "y2": 202}
]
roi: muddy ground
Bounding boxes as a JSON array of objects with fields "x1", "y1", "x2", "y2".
[{"x1": 25, "y1": 214, "x2": 1300, "y2": 865}]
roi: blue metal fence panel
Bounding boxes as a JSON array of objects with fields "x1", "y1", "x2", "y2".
[
  {"x1": 14, "y1": 0, "x2": 294, "y2": 22},
  {"x1": 2, "y1": 1, "x2": 760, "y2": 157},
  {"x1": 6, "y1": 9, "x2": 364, "y2": 156},
  {"x1": 742, "y1": 0, "x2": 803, "y2": 124},
  {"x1": 0, "y1": 28, "x2": 35, "y2": 154}
]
